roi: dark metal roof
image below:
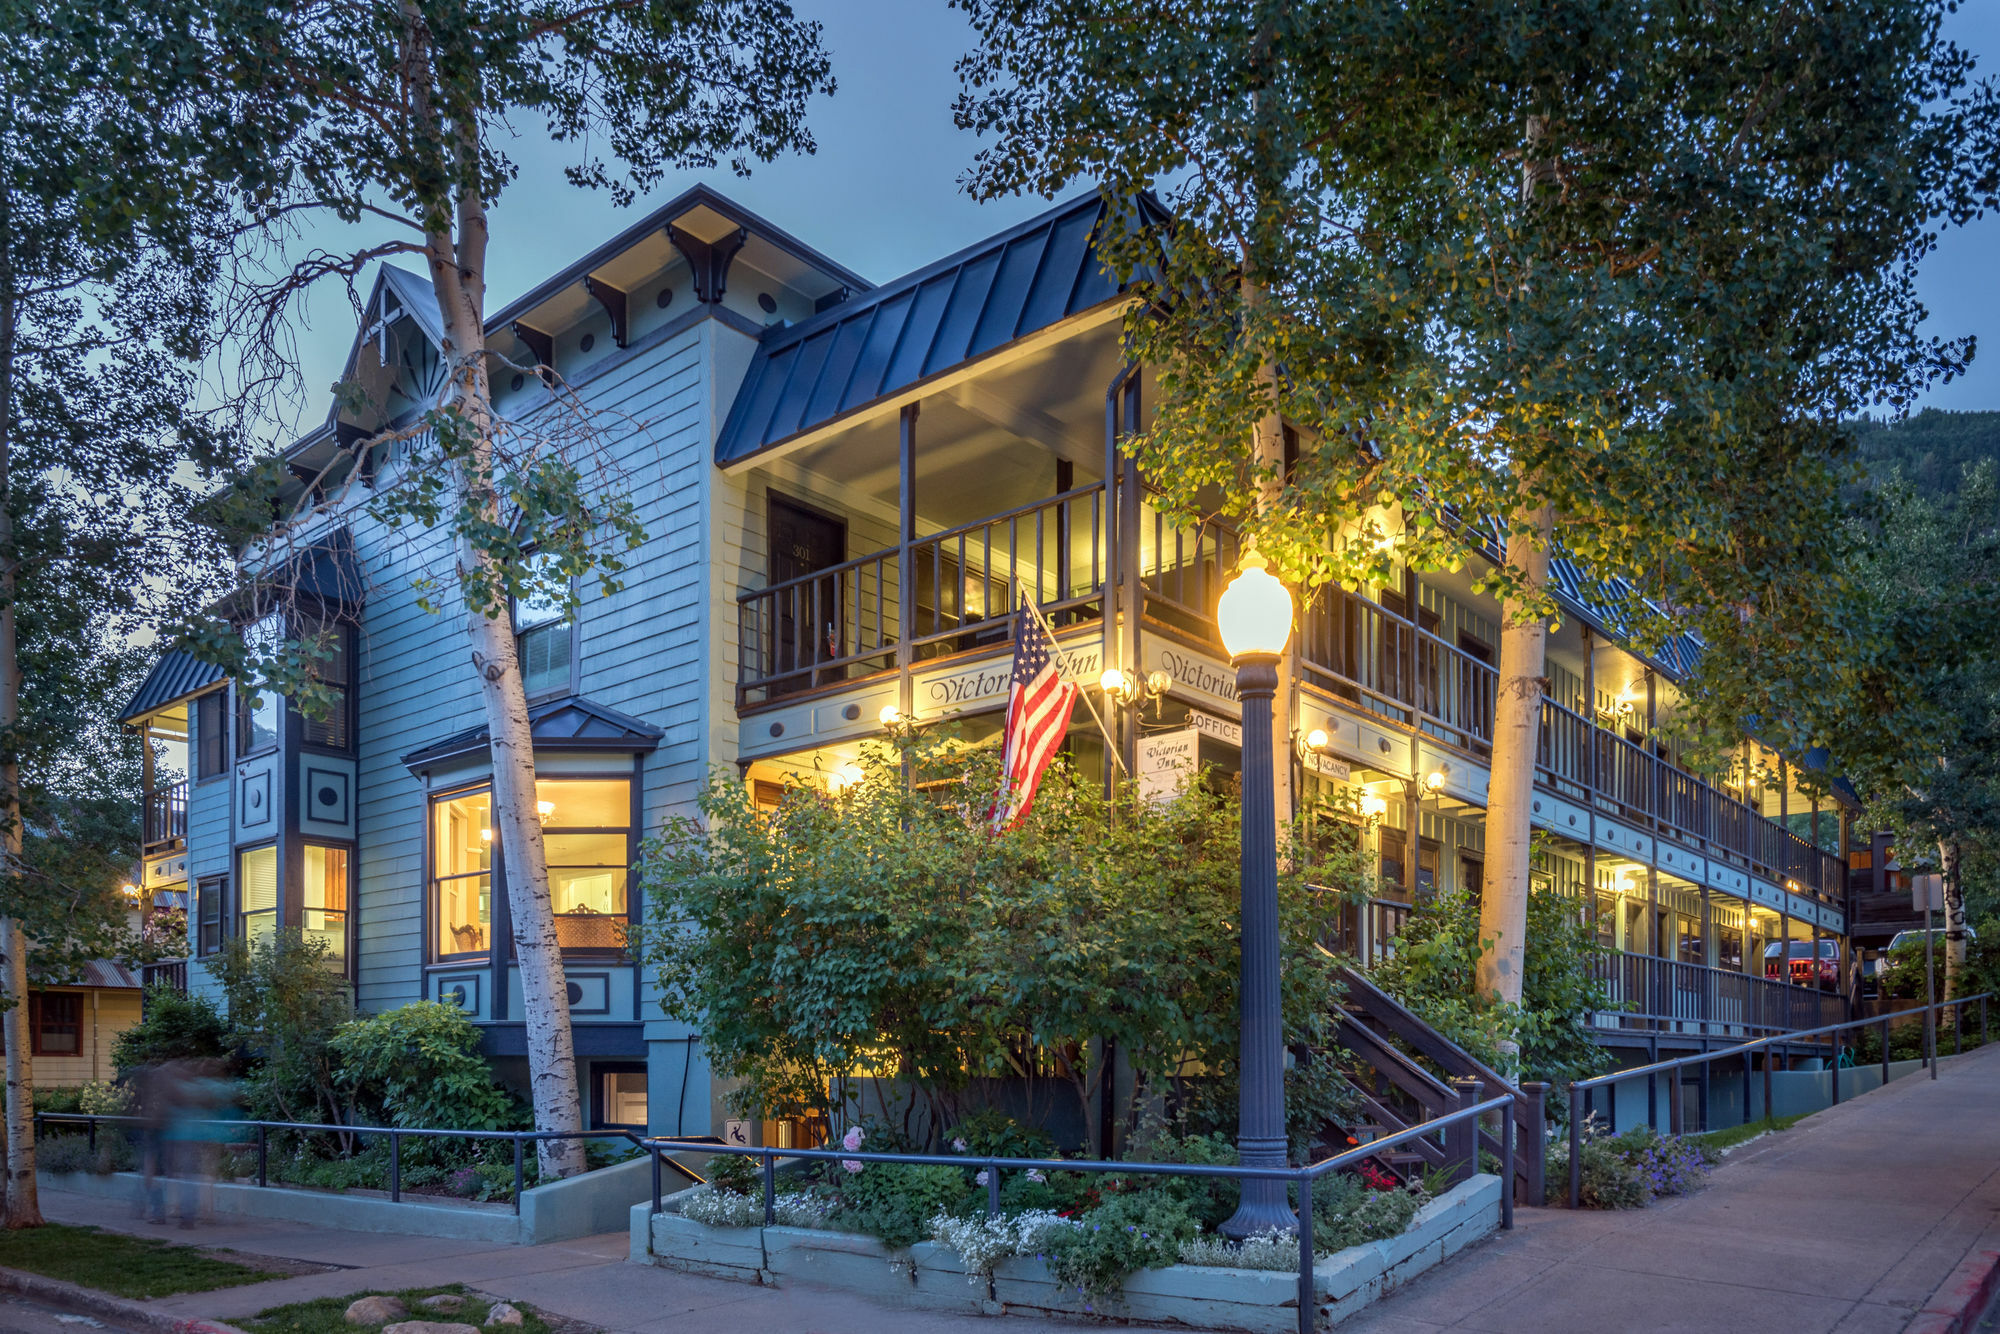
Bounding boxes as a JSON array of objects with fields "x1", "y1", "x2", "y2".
[
  {"x1": 119, "y1": 650, "x2": 225, "y2": 724},
  {"x1": 1547, "y1": 556, "x2": 1705, "y2": 680},
  {"x1": 401, "y1": 694, "x2": 665, "y2": 772},
  {"x1": 715, "y1": 190, "x2": 1153, "y2": 467}
]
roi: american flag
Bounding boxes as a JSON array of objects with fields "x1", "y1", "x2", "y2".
[{"x1": 988, "y1": 603, "x2": 1079, "y2": 832}]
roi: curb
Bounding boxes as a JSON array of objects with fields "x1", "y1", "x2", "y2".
[
  {"x1": 0, "y1": 1265, "x2": 250, "y2": 1334},
  {"x1": 1907, "y1": 1249, "x2": 2000, "y2": 1334}
]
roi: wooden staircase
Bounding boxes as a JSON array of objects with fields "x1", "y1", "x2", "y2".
[{"x1": 1328, "y1": 965, "x2": 1547, "y2": 1206}]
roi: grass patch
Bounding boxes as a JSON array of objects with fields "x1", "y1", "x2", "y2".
[
  {"x1": 0, "y1": 1222, "x2": 276, "y2": 1299},
  {"x1": 1690, "y1": 1112, "x2": 1809, "y2": 1154},
  {"x1": 246, "y1": 1285, "x2": 553, "y2": 1334}
]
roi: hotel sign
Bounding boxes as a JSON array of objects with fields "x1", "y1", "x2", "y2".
[
  {"x1": 1137, "y1": 728, "x2": 1199, "y2": 803},
  {"x1": 912, "y1": 635, "x2": 1103, "y2": 716},
  {"x1": 1145, "y1": 642, "x2": 1238, "y2": 714}
]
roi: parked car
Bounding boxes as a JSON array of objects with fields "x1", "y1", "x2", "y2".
[
  {"x1": 1764, "y1": 939, "x2": 1839, "y2": 989},
  {"x1": 1886, "y1": 926, "x2": 1979, "y2": 953}
]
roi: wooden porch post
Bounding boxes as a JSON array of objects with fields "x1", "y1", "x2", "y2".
[{"x1": 897, "y1": 403, "x2": 918, "y2": 721}]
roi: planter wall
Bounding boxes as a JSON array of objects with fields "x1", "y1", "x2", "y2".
[{"x1": 632, "y1": 1174, "x2": 1503, "y2": 1332}]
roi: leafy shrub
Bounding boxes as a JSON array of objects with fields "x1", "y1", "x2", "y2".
[
  {"x1": 828, "y1": 1162, "x2": 975, "y2": 1249},
  {"x1": 1042, "y1": 1191, "x2": 1198, "y2": 1304},
  {"x1": 78, "y1": 1080, "x2": 134, "y2": 1117},
  {"x1": 1309, "y1": 1173, "x2": 1425, "y2": 1252},
  {"x1": 211, "y1": 929, "x2": 351, "y2": 1125},
  {"x1": 1123, "y1": 1127, "x2": 1241, "y2": 1231},
  {"x1": 639, "y1": 734, "x2": 1369, "y2": 1142},
  {"x1": 32, "y1": 1086, "x2": 85, "y2": 1115},
  {"x1": 111, "y1": 987, "x2": 231, "y2": 1076},
  {"x1": 946, "y1": 1108, "x2": 1056, "y2": 1160},
  {"x1": 1179, "y1": 1229, "x2": 1298, "y2": 1271},
  {"x1": 1544, "y1": 1116, "x2": 1710, "y2": 1208},
  {"x1": 36, "y1": 1134, "x2": 120, "y2": 1176},
  {"x1": 329, "y1": 1001, "x2": 519, "y2": 1131},
  {"x1": 1371, "y1": 882, "x2": 1614, "y2": 1092},
  {"x1": 707, "y1": 1153, "x2": 759, "y2": 1195}
]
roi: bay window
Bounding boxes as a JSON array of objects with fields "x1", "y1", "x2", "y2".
[
  {"x1": 238, "y1": 844, "x2": 277, "y2": 945},
  {"x1": 432, "y1": 789, "x2": 492, "y2": 959},
  {"x1": 303, "y1": 843, "x2": 350, "y2": 963},
  {"x1": 542, "y1": 779, "x2": 630, "y2": 952},
  {"x1": 428, "y1": 778, "x2": 630, "y2": 959}
]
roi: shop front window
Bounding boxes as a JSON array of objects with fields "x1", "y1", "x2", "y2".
[{"x1": 432, "y1": 789, "x2": 492, "y2": 959}]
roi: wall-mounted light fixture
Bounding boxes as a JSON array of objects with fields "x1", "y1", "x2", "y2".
[
  {"x1": 827, "y1": 762, "x2": 864, "y2": 795},
  {"x1": 1360, "y1": 795, "x2": 1389, "y2": 821},
  {"x1": 1424, "y1": 768, "x2": 1447, "y2": 793},
  {"x1": 1100, "y1": 666, "x2": 1173, "y2": 715}
]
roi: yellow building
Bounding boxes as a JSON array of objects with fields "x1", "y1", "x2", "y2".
[{"x1": 8, "y1": 962, "x2": 144, "y2": 1087}]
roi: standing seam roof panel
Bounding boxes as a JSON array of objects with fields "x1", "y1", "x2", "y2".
[
  {"x1": 766, "y1": 332, "x2": 836, "y2": 444},
  {"x1": 1018, "y1": 208, "x2": 1101, "y2": 336},
  {"x1": 922, "y1": 252, "x2": 1004, "y2": 379},
  {"x1": 882, "y1": 276, "x2": 961, "y2": 392},
  {"x1": 842, "y1": 291, "x2": 917, "y2": 413},
  {"x1": 803, "y1": 311, "x2": 878, "y2": 427},
  {"x1": 966, "y1": 232, "x2": 1049, "y2": 359}
]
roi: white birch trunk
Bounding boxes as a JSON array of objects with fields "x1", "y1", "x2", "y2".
[
  {"x1": 406, "y1": 40, "x2": 581, "y2": 1177},
  {"x1": 1939, "y1": 838, "x2": 1966, "y2": 1000},
  {"x1": 1476, "y1": 503, "x2": 1553, "y2": 1019},
  {"x1": 0, "y1": 206, "x2": 38, "y2": 1227}
]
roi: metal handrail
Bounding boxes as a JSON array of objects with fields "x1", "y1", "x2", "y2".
[
  {"x1": 30, "y1": 1112, "x2": 700, "y2": 1215},
  {"x1": 639, "y1": 1091, "x2": 1516, "y2": 1334},
  {"x1": 1563, "y1": 990, "x2": 1993, "y2": 1208}
]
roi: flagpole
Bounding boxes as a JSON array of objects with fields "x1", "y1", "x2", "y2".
[{"x1": 1020, "y1": 592, "x2": 1127, "y2": 775}]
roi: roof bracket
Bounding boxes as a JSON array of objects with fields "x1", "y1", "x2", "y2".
[
  {"x1": 583, "y1": 276, "x2": 630, "y2": 348},
  {"x1": 510, "y1": 321, "x2": 555, "y2": 376},
  {"x1": 669, "y1": 225, "x2": 748, "y2": 304}
]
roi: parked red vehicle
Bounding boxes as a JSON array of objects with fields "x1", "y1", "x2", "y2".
[{"x1": 1764, "y1": 939, "x2": 1839, "y2": 989}]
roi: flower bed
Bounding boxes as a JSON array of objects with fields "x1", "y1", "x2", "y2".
[
  {"x1": 640, "y1": 1176, "x2": 1504, "y2": 1328},
  {"x1": 1545, "y1": 1118, "x2": 1715, "y2": 1208}
]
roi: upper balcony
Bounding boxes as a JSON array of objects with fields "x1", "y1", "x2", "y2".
[{"x1": 728, "y1": 465, "x2": 1845, "y2": 909}]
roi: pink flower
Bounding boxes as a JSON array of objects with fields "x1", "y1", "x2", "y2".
[
  {"x1": 952, "y1": 1138, "x2": 968, "y2": 1153},
  {"x1": 841, "y1": 1159, "x2": 863, "y2": 1174},
  {"x1": 841, "y1": 1126, "x2": 865, "y2": 1153},
  {"x1": 975, "y1": 1170, "x2": 990, "y2": 1186}
]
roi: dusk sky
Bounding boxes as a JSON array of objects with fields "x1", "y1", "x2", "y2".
[{"x1": 275, "y1": 0, "x2": 2000, "y2": 423}]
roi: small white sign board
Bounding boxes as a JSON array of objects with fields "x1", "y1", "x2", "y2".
[
  {"x1": 1137, "y1": 727, "x2": 1199, "y2": 804},
  {"x1": 1188, "y1": 710, "x2": 1241, "y2": 747},
  {"x1": 723, "y1": 1119, "x2": 753, "y2": 1148},
  {"x1": 1303, "y1": 751, "x2": 1353, "y2": 781},
  {"x1": 1912, "y1": 873, "x2": 1944, "y2": 913}
]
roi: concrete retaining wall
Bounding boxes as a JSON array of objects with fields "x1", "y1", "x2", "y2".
[
  {"x1": 43, "y1": 1152, "x2": 653, "y2": 1247},
  {"x1": 1591, "y1": 1057, "x2": 1932, "y2": 1134},
  {"x1": 632, "y1": 1174, "x2": 1504, "y2": 1332}
]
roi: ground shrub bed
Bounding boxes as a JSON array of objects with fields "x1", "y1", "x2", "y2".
[
  {"x1": 675, "y1": 1118, "x2": 1435, "y2": 1303},
  {"x1": 247, "y1": 1285, "x2": 555, "y2": 1334},
  {"x1": 0, "y1": 1222, "x2": 277, "y2": 1298},
  {"x1": 1545, "y1": 1118, "x2": 1715, "y2": 1208}
]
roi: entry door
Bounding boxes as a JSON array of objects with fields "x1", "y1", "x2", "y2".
[{"x1": 768, "y1": 496, "x2": 846, "y2": 693}]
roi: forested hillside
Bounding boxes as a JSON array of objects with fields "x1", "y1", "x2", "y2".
[{"x1": 1849, "y1": 408, "x2": 2000, "y2": 495}]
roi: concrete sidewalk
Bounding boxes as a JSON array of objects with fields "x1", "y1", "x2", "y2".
[
  {"x1": 1347, "y1": 1042, "x2": 2000, "y2": 1333},
  {"x1": 33, "y1": 1190, "x2": 1176, "y2": 1334}
]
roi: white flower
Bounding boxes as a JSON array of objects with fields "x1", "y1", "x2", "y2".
[
  {"x1": 975, "y1": 1169, "x2": 990, "y2": 1186},
  {"x1": 1026, "y1": 1169, "x2": 1046, "y2": 1183},
  {"x1": 841, "y1": 1126, "x2": 865, "y2": 1153},
  {"x1": 952, "y1": 1138, "x2": 969, "y2": 1153}
]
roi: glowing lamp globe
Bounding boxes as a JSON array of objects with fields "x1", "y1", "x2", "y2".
[{"x1": 1216, "y1": 554, "x2": 1294, "y2": 661}]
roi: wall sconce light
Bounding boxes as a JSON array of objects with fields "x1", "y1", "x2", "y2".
[
  {"x1": 120, "y1": 882, "x2": 141, "y2": 899},
  {"x1": 536, "y1": 800, "x2": 555, "y2": 819},
  {"x1": 1424, "y1": 769, "x2": 1446, "y2": 793},
  {"x1": 1360, "y1": 795, "x2": 1389, "y2": 821},
  {"x1": 1100, "y1": 666, "x2": 1173, "y2": 714},
  {"x1": 827, "y1": 762, "x2": 864, "y2": 794},
  {"x1": 879, "y1": 705, "x2": 904, "y2": 728},
  {"x1": 1304, "y1": 728, "x2": 1330, "y2": 753}
]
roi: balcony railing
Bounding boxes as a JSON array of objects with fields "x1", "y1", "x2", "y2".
[
  {"x1": 1593, "y1": 949, "x2": 1847, "y2": 1037},
  {"x1": 144, "y1": 779, "x2": 188, "y2": 850},
  {"x1": 732, "y1": 483, "x2": 1847, "y2": 908}
]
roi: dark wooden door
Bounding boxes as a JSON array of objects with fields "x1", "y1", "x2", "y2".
[{"x1": 768, "y1": 496, "x2": 845, "y2": 693}]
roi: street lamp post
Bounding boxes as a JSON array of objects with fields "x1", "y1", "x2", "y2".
[{"x1": 1215, "y1": 552, "x2": 1300, "y2": 1240}]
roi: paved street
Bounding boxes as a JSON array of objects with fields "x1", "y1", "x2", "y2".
[
  {"x1": 1348, "y1": 1042, "x2": 2000, "y2": 1333},
  {"x1": 28, "y1": 1042, "x2": 2000, "y2": 1334}
]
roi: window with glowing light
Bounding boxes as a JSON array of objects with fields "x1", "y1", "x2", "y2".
[
  {"x1": 432, "y1": 789, "x2": 492, "y2": 959},
  {"x1": 540, "y1": 778, "x2": 630, "y2": 952}
]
